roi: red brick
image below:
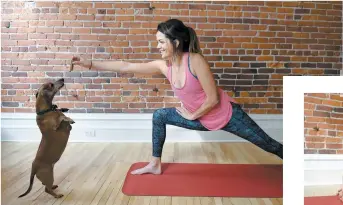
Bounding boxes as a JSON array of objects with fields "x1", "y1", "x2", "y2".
[
  {"x1": 10, "y1": 34, "x2": 28, "y2": 40},
  {"x1": 304, "y1": 110, "x2": 313, "y2": 117},
  {"x1": 326, "y1": 144, "x2": 342, "y2": 149},
  {"x1": 306, "y1": 117, "x2": 326, "y2": 123},
  {"x1": 94, "y1": 3, "x2": 113, "y2": 8},
  {"x1": 38, "y1": 14, "x2": 57, "y2": 20},
  {"x1": 250, "y1": 109, "x2": 267, "y2": 114},
  {"x1": 1, "y1": 1, "x2": 341, "y2": 119},
  {"x1": 103, "y1": 97, "x2": 121, "y2": 102},
  {"x1": 327, "y1": 118, "x2": 343, "y2": 125},
  {"x1": 116, "y1": 16, "x2": 134, "y2": 21},
  {"x1": 305, "y1": 96, "x2": 323, "y2": 105},
  {"x1": 15, "y1": 108, "x2": 34, "y2": 113},
  {"x1": 46, "y1": 21, "x2": 64, "y2": 26},
  {"x1": 306, "y1": 143, "x2": 325, "y2": 149},
  {"x1": 0, "y1": 104, "x2": 17, "y2": 111},
  {"x1": 147, "y1": 103, "x2": 163, "y2": 108},
  {"x1": 322, "y1": 100, "x2": 341, "y2": 107},
  {"x1": 107, "y1": 103, "x2": 129, "y2": 109},
  {"x1": 330, "y1": 94, "x2": 343, "y2": 101},
  {"x1": 83, "y1": 22, "x2": 102, "y2": 27},
  {"x1": 110, "y1": 3, "x2": 130, "y2": 8},
  {"x1": 36, "y1": 2, "x2": 57, "y2": 7},
  {"x1": 326, "y1": 137, "x2": 342, "y2": 144},
  {"x1": 129, "y1": 103, "x2": 146, "y2": 108},
  {"x1": 151, "y1": 3, "x2": 169, "y2": 9},
  {"x1": 122, "y1": 109, "x2": 140, "y2": 113},
  {"x1": 305, "y1": 136, "x2": 325, "y2": 143},
  {"x1": 308, "y1": 93, "x2": 328, "y2": 98}
]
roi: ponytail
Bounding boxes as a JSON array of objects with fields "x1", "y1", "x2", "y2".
[{"x1": 187, "y1": 26, "x2": 202, "y2": 54}]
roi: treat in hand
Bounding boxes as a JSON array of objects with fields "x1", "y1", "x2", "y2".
[
  {"x1": 70, "y1": 56, "x2": 80, "y2": 72},
  {"x1": 70, "y1": 56, "x2": 92, "y2": 71}
]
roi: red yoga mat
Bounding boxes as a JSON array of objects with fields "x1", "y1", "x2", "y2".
[
  {"x1": 304, "y1": 196, "x2": 342, "y2": 205},
  {"x1": 122, "y1": 162, "x2": 283, "y2": 197}
]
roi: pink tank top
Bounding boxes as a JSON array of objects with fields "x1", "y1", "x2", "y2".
[{"x1": 167, "y1": 52, "x2": 236, "y2": 131}]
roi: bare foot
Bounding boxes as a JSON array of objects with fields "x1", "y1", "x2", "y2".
[
  {"x1": 337, "y1": 188, "x2": 343, "y2": 202},
  {"x1": 131, "y1": 161, "x2": 161, "y2": 175},
  {"x1": 55, "y1": 194, "x2": 64, "y2": 198}
]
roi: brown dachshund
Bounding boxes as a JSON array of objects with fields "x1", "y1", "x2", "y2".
[{"x1": 19, "y1": 78, "x2": 74, "y2": 198}]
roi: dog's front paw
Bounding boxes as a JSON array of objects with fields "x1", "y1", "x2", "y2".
[
  {"x1": 65, "y1": 117, "x2": 75, "y2": 124},
  {"x1": 55, "y1": 194, "x2": 64, "y2": 198}
]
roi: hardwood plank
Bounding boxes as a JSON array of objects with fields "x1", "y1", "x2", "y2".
[
  {"x1": 1, "y1": 142, "x2": 283, "y2": 205},
  {"x1": 1, "y1": 142, "x2": 29, "y2": 159}
]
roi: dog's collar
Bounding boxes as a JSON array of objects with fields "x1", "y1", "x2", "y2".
[{"x1": 36, "y1": 104, "x2": 69, "y2": 115}]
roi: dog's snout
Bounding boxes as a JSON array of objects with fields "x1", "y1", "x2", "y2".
[{"x1": 59, "y1": 78, "x2": 64, "y2": 82}]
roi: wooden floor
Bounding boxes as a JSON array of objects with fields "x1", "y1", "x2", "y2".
[
  {"x1": 304, "y1": 184, "x2": 341, "y2": 197},
  {"x1": 2, "y1": 142, "x2": 283, "y2": 205}
]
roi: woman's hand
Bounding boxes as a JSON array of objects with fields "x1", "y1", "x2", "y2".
[
  {"x1": 176, "y1": 106, "x2": 195, "y2": 121},
  {"x1": 70, "y1": 56, "x2": 92, "y2": 71}
]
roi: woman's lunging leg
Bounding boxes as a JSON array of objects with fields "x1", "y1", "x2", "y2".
[
  {"x1": 131, "y1": 108, "x2": 208, "y2": 175},
  {"x1": 222, "y1": 103, "x2": 283, "y2": 159}
]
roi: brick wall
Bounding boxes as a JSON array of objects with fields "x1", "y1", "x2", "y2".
[
  {"x1": 304, "y1": 93, "x2": 343, "y2": 154},
  {"x1": 1, "y1": 1, "x2": 342, "y2": 114}
]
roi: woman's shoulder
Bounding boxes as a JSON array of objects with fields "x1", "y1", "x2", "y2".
[
  {"x1": 189, "y1": 52, "x2": 204, "y2": 59},
  {"x1": 151, "y1": 59, "x2": 169, "y2": 76},
  {"x1": 189, "y1": 52, "x2": 207, "y2": 65}
]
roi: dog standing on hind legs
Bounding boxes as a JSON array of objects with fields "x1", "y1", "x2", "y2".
[{"x1": 18, "y1": 78, "x2": 75, "y2": 199}]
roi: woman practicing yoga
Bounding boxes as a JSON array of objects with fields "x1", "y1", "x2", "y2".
[{"x1": 71, "y1": 18, "x2": 283, "y2": 175}]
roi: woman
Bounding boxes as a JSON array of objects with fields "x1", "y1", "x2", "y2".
[{"x1": 71, "y1": 19, "x2": 283, "y2": 175}]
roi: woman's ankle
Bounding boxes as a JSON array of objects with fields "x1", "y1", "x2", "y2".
[{"x1": 150, "y1": 157, "x2": 161, "y2": 166}]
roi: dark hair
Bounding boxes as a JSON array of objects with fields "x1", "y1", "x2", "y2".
[{"x1": 157, "y1": 19, "x2": 202, "y2": 57}]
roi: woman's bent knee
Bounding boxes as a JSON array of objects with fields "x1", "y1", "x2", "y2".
[{"x1": 152, "y1": 108, "x2": 168, "y2": 124}]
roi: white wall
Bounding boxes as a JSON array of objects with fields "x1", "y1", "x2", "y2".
[
  {"x1": 1, "y1": 113, "x2": 283, "y2": 143},
  {"x1": 304, "y1": 154, "x2": 343, "y2": 186}
]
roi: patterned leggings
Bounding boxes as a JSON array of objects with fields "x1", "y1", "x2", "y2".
[{"x1": 152, "y1": 102, "x2": 283, "y2": 159}]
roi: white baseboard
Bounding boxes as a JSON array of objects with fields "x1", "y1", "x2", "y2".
[
  {"x1": 304, "y1": 154, "x2": 343, "y2": 186},
  {"x1": 1, "y1": 113, "x2": 283, "y2": 143}
]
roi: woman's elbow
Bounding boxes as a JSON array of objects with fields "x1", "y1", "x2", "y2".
[{"x1": 209, "y1": 96, "x2": 219, "y2": 107}]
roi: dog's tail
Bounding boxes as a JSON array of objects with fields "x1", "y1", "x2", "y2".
[{"x1": 18, "y1": 163, "x2": 37, "y2": 198}]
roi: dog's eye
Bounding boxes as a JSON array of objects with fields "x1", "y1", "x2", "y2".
[{"x1": 50, "y1": 83, "x2": 54, "y2": 88}]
